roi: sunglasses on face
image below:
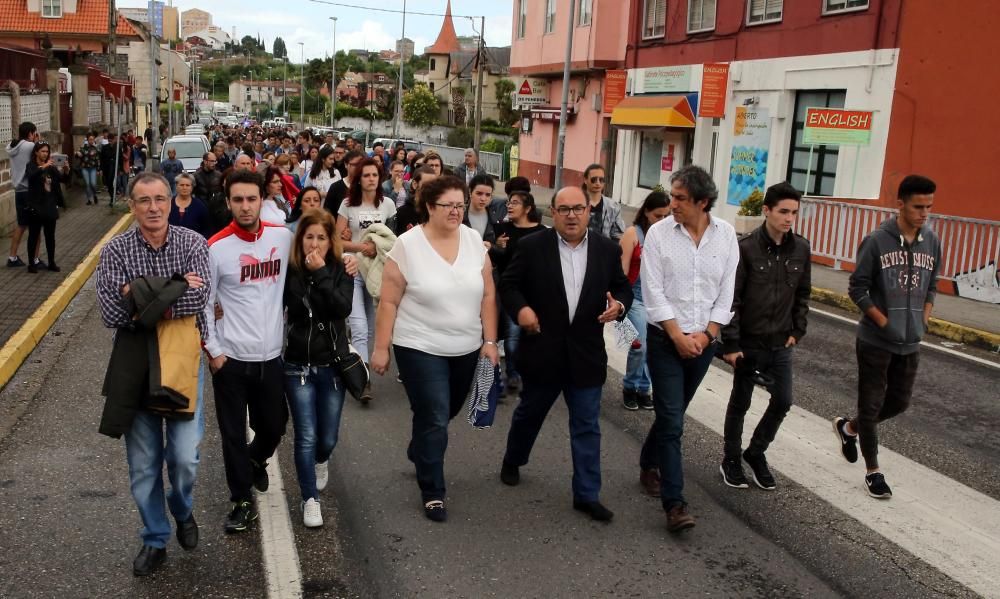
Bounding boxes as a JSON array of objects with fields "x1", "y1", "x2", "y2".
[{"x1": 589, "y1": 177, "x2": 605, "y2": 183}]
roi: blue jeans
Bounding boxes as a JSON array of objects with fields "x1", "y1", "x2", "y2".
[
  {"x1": 504, "y1": 381, "x2": 604, "y2": 502},
  {"x1": 394, "y1": 345, "x2": 479, "y2": 502},
  {"x1": 284, "y1": 363, "x2": 346, "y2": 501},
  {"x1": 501, "y1": 308, "x2": 521, "y2": 380},
  {"x1": 349, "y1": 274, "x2": 376, "y2": 361},
  {"x1": 81, "y1": 167, "x2": 98, "y2": 201},
  {"x1": 640, "y1": 326, "x2": 714, "y2": 510},
  {"x1": 623, "y1": 296, "x2": 651, "y2": 394},
  {"x1": 723, "y1": 346, "x2": 794, "y2": 461},
  {"x1": 124, "y1": 361, "x2": 205, "y2": 548}
]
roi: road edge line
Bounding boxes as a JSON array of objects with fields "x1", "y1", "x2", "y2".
[
  {"x1": 0, "y1": 212, "x2": 133, "y2": 391},
  {"x1": 809, "y1": 285, "x2": 1000, "y2": 351}
]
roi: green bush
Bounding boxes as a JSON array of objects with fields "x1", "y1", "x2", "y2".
[
  {"x1": 447, "y1": 127, "x2": 475, "y2": 149},
  {"x1": 479, "y1": 138, "x2": 506, "y2": 154},
  {"x1": 737, "y1": 188, "x2": 765, "y2": 216}
]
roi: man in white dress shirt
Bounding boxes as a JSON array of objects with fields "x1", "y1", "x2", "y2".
[{"x1": 639, "y1": 165, "x2": 739, "y2": 533}]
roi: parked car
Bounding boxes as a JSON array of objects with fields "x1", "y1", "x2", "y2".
[
  {"x1": 372, "y1": 138, "x2": 423, "y2": 153},
  {"x1": 160, "y1": 135, "x2": 211, "y2": 174}
]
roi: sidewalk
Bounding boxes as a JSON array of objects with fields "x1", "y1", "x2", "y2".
[
  {"x1": 523, "y1": 184, "x2": 999, "y2": 347},
  {"x1": 0, "y1": 185, "x2": 131, "y2": 387}
]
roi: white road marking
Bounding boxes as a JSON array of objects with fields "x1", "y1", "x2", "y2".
[
  {"x1": 604, "y1": 329, "x2": 1000, "y2": 598},
  {"x1": 247, "y1": 424, "x2": 303, "y2": 598},
  {"x1": 810, "y1": 307, "x2": 1000, "y2": 369}
]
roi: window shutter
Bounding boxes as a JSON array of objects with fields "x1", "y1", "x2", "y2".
[{"x1": 645, "y1": 0, "x2": 666, "y2": 37}]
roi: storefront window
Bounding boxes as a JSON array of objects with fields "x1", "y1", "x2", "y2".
[
  {"x1": 638, "y1": 132, "x2": 663, "y2": 189},
  {"x1": 787, "y1": 90, "x2": 845, "y2": 196}
]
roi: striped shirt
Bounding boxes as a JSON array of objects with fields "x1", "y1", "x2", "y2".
[{"x1": 96, "y1": 225, "x2": 211, "y2": 339}]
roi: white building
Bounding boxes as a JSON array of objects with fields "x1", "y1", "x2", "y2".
[
  {"x1": 229, "y1": 80, "x2": 301, "y2": 114},
  {"x1": 183, "y1": 26, "x2": 232, "y2": 51},
  {"x1": 612, "y1": 49, "x2": 898, "y2": 225}
]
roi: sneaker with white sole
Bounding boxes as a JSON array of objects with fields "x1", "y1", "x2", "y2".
[
  {"x1": 832, "y1": 417, "x2": 859, "y2": 463},
  {"x1": 865, "y1": 472, "x2": 892, "y2": 499},
  {"x1": 315, "y1": 461, "x2": 329, "y2": 492},
  {"x1": 302, "y1": 498, "x2": 323, "y2": 527}
]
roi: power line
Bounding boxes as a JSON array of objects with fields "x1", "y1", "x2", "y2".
[{"x1": 306, "y1": 0, "x2": 481, "y2": 18}]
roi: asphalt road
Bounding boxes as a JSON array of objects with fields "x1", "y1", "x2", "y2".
[{"x1": 0, "y1": 281, "x2": 996, "y2": 598}]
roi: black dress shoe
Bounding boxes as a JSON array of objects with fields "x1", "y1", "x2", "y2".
[
  {"x1": 176, "y1": 515, "x2": 198, "y2": 550},
  {"x1": 132, "y1": 545, "x2": 166, "y2": 577},
  {"x1": 573, "y1": 500, "x2": 614, "y2": 522},
  {"x1": 500, "y1": 461, "x2": 520, "y2": 486}
]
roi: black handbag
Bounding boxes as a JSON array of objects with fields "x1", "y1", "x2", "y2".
[{"x1": 333, "y1": 344, "x2": 369, "y2": 401}]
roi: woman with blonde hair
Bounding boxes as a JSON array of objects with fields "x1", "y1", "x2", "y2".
[{"x1": 283, "y1": 209, "x2": 356, "y2": 528}]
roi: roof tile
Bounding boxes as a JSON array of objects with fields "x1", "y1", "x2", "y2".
[{"x1": 0, "y1": 0, "x2": 139, "y2": 38}]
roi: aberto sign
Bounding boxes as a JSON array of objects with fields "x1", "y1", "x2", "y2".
[{"x1": 802, "y1": 108, "x2": 874, "y2": 146}]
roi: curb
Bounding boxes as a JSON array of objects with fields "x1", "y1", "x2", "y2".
[
  {"x1": 0, "y1": 213, "x2": 134, "y2": 391},
  {"x1": 810, "y1": 286, "x2": 1000, "y2": 352}
]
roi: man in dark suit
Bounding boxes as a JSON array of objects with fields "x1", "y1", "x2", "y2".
[{"x1": 498, "y1": 186, "x2": 633, "y2": 522}]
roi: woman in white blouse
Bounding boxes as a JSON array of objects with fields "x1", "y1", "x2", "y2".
[
  {"x1": 303, "y1": 146, "x2": 341, "y2": 197},
  {"x1": 371, "y1": 175, "x2": 499, "y2": 523}
]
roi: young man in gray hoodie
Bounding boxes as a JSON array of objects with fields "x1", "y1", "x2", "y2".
[
  {"x1": 7, "y1": 122, "x2": 40, "y2": 268},
  {"x1": 833, "y1": 175, "x2": 941, "y2": 499}
]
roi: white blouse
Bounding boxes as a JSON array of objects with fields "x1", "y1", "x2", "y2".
[{"x1": 388, "y1": 225, "x2": 487, "y2": 356}]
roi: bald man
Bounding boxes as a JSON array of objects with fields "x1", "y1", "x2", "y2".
[{"x1": 498, "y1": 187, "x2": 633, "y2": 522}]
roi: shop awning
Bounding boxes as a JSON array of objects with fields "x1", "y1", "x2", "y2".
[{"x1": 610, "y1": 95, "x2": 696, "y2": 128}]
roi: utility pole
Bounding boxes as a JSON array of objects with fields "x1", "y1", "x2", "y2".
[
  {"x1": 166, "y1": 0, "x2": 173, "y2": 136},
  {"x1": 472, "y1": 15, "x2": 485, "y2": 150},
  {"x1": 330, "y1": 17, "x2": 337, "y2": 128},
  {"x1": 268, "y1": 65, "x2": 273, "y2": 116},
  {"x1": 149, "y1": 3, "x2": 159, "y2": 163},
  {"x1": 393, "y1": 1, "x2": 406, "y2": 139},
  {"x1": 282, "y1": 56, "x2": 288, "y2": 119},
  {"x1": 298, "y1": 42, "x2": 304, "y2": 126},
  {"x1": 553, "y1": 0, "x2": 576, "y2": 190}
]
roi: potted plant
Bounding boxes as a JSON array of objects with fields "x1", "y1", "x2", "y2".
[{"x1": 735, "y1": 189, "x2": 765, "y2": 235}]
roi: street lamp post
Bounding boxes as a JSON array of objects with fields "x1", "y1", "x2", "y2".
[
  {"x1": 282, "y1": 57, "x2": 288, "y2": 119},
  {"x1": 268, "y1": 65, "x2": 273, "y2": 116},
  {"x1": 393, "y1": 0, "x2": 406, "y2": 139},
  {"x1": 329, "y1": 17, "x2": 337, "y2": 128},
  {"x1": 298, "y1": 42, "x2": 305, "y2": 126},
  {"x1": 250, "y1": 69, "x2": 257, "y2": 121}
]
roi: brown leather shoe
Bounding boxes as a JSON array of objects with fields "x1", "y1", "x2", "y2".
[
  {"x1": 666, "y1": 505, "x2": 695, "y2": 533},
  {"x1": 639, "y1": 468, "x2": 660, "y2": 497}
]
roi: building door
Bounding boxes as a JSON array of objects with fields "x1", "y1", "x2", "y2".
[{"x1": 59, "y1": 93, "x2": 72, "y2": 156}]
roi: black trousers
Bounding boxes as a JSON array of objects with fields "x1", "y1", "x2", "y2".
[
  {"x1": 211, "y1": 357, "x2": 288, "y2": 502},
  {"x1": 723, "y1": 346, "x2": 794, "y2": 461},
  {"x1": 853, "y1": 339, "x2": 920, "y2": 470},
  {"x1": 27, "y1": 217, "x2": 56, "y2": 265}
]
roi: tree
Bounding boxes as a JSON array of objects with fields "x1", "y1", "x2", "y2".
[
  {"x1": 451, "y1": 87, "x2": 467, "y2": 127},
  {"x1": 273, "y1": 37, "x2": 286, "y2": 59},
  {"x1": 495, "y1": 78, "x2": 517, "y2": 127},
  {"x1": 240, "y1": 35, "x2": 258, "y2": 54},
  {"x1": 402, "y1": 84, "x2": 439, "y2": 128}
]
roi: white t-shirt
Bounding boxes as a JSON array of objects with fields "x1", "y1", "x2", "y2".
[
  {"x1": 388, "y1": 225, "x2": 486, "y2": 356},
  {"x1": 260, "y1": 198, "x2": 288, "y2": 226},
  {"x1": 338, "y1": 199, "x2": 397, "y2": 241}
]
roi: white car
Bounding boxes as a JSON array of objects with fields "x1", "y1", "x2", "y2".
[{"x1": 161, "y1": 135, "x2": 211, "y2": 173}]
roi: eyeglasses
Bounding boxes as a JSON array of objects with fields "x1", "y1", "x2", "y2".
[
  {"x1": 554, "y1": 205, "x2": 587, "y2": 216},
  {"x1": 434, "y1": 202, "x2": 465, "y2": 213},
  {"x1": 506, "y1": 199, "x2": 523, "y2": 206},
  {"x1": 589, "y1": 176, "x2": 605, "y2": 183},
  {"x1": 133, "y1": 196, "x2": 170, "y2": 207}
]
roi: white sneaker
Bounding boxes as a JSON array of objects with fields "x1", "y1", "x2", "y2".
[
  {"x1": 302, "y1": 498, "x2": 323, "y2": 528},
  {"x1": 315, "y1": 461, "x2": 329, "y2": 492}
]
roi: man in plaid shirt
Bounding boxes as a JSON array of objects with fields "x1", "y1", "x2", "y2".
[{"x1": 96, "y1": 172, "x2": 210, "y2": 577}]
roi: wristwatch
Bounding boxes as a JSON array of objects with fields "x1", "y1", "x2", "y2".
[{"x1": 703, "y1": 330, "x2": 720, "y2": 346}]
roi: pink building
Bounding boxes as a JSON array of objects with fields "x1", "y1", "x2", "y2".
[{"x1": 509, "y1": 0, "x2": 628, "y2": 188}]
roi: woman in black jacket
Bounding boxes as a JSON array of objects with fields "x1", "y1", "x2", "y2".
[
  {"x1": 283, "y1": 209, "x2": 356, "y2": 528},
  {"x1": 25, "y1": 142, "x2": 68, "y2": 273}
]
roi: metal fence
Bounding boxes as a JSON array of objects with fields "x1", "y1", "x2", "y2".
[
  {"x1": 420, "y1": 142, "x2": 504, "y2": 178},
  {"x1": 20, "y1": 92, "x2": 51, "y2": 132},
  {"x1": 0, "y1": 94, "x2": 11, "y2": 148},
  {"x1": 799, "y1": 197, "x2": 1000, "y2": 283}
]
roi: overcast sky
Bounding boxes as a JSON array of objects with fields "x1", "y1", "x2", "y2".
[{"x1": 118, "y1": 0, "x2": 514, "y2": 60}]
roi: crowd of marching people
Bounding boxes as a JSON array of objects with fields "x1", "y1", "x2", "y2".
[{"x1": 88, "y1": 117, "x2": 940, "y2": 578}]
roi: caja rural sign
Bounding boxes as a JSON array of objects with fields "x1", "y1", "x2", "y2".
[{"x1": 802, "y1": 108, "x2": 873, "y2": 146}]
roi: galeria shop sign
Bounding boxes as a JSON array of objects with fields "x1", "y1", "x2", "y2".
[{"x1": 641, "y1": 66, "x2": 691, "y2": 94}]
